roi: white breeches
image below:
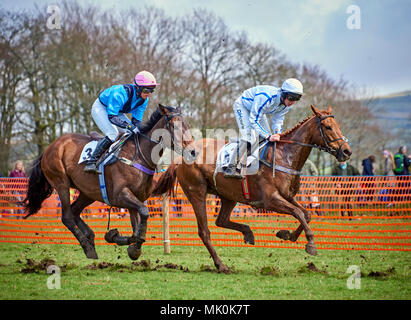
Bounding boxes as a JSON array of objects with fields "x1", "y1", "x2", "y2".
[{"x1": 91, "y1": 98, "x2": 131, "y2": 142}]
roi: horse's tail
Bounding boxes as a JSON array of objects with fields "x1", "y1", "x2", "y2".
[
  {"x1": 22, "y1": 155, "x2": 53, "y2": 219},
  {"x1": 152, "y1": 163, "x2": 178, "y2": 197}
]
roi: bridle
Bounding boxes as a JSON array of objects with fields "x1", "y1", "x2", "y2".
[
  {"x1": 135, "y1": 110, "x2": 186, "y2": 170},
  {"x1": 279, "y1": 114, "x2": 349, "y2": 156}
]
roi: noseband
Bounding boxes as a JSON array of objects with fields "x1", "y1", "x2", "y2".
[{"x1": 315, "y1": 115, "x2": 349, "y2": 156}]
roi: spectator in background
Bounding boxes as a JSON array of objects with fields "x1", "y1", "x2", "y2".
[
  {"x1": 361, "y1": 155, "x2": 376, "y2": 203},
  {"x1": 380, "y1": 150, "x2": 395, "y2": 210},
  {"x1": 8, "y1": 160, "x2": 27, "y2": 217},
  {"x1": 362, "y1": 155, "x2": 375, "y2": 176},
  {"x1": 394, "y1": 146, "x2": 410, "y2": 176},
  {"x1": 331, "y1": 161, "x2": 360, "y2": 218},
  {"x1": 393, "y1": 146, "x2": 411, "y2": 203},
  {"x1": 301, "y1": 159, "x2": 321, "y2": 215},
  {"x1": 9, "y1": 160, "x2": 27, "y2": 178},
  {"x1": 383, "y1": 150, "x2": 395, "y2": 175},
  {"x1": 331, "y1": 161, "x2": 360, "y2": 176}
]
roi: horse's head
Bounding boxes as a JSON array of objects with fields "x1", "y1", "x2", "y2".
[
  {"x1": 158, "y1": 104, "x2": 197, "y2": 162},
  {"x1": 310, "y1": 105, "x2": 352, "y2": 162}
]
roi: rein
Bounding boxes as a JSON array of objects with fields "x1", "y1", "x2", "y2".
[
  {"x1": 277, "y1": 115, "x2": 348, "y2": 156},
  {"x1": 131, "y1": 111, "x2": 185, "y2": 172}
]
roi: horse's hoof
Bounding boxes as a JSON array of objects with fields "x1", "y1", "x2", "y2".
[
  {"x1": 244, "y1": 233, "x2": 255, "y2": 245},
  {"x1": 305, "y1": 243, "x2": 318, "y2": 256},
  {"x1": 218, "y1": 265, "x2": 231, "y2": 274},
  {"x1": 127, "y1": 244, "x2": 142, "y2": 260},
  {"x1": 85, "y1": 249, "x2": 98, "y2": 259},
  {"x1": 104, "y1": 229, "x2": 120, "y2": 243},
  {"x1": 276, "y1": 230, "x2": 291, "y2": 241}
]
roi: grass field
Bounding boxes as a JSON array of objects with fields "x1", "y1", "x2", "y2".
[{"x1": 0, "y1": 242, "x2": 409, "y2": 300}]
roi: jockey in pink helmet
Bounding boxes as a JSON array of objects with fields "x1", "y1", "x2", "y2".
[{"x1": 84, "y1": 71, "x2": 159, "y2": 174}]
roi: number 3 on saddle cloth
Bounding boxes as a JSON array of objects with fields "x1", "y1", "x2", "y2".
[{"x1": 78, "y1": 135, "x2": 155, "y2": 206}]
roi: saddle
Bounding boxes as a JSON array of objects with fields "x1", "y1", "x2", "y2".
[
  {"x1": 78, "y1": 132, "x2": 123, "y2": 167},
  {"x1": 78, "y1": 131, "x2": 155, "y2": 206},
  {"x1": 216, "y1": 138, "x2": 269, "y2": 176},
  {"x1": 215, "y1": 138, "x2": 302, "y2": 179}
]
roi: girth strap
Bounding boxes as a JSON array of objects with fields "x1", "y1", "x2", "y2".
[
  {"x1": 98, "y1": 157, "x2": 113, "y2": 206},
  {"x1": 119, "y1": 157, "x2": 155, "y2": 175},
  {"x1": 274, "y1": 165, "x2": 301, "y2": 176}
]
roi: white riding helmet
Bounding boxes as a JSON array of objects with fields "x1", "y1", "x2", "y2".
[{"x1": 281, "y1": 78, "x2": 303, "y2": 95}]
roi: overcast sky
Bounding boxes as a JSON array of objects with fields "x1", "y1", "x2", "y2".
[{"x1": 2, "y1": 0, "x2": 411, "y2": 97}]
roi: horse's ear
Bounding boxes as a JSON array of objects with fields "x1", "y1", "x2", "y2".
[
  {"x1": 310, "y1": 104, "x2": 320, "y2": 116},
  {"x1": 327, "y1": 105, "x2": 333, "y2": 114},
  {"x1": 158, "y1": 104, "x2": 167, "y2": 115}
]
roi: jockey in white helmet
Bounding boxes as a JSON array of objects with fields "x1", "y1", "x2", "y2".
[
  {"x1": 84, "y1": 71, "x2": 159, "y2": 174},
  {"x1": 224, "y1": 78, "x2": 303, "y2": 178}
]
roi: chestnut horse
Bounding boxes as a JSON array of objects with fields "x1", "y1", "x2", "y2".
[
  {"x1": 23, "y1": 104, "x2": 194, "y2": 260},
  {"x1": 153, "y1": 105, "x2": 352, "y2": 273}
]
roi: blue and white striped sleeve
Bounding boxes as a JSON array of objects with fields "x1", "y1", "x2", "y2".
[
  {"x1": 249, "y1": 93, "x2": 272, "y2": 139},
  {"x1": 271, "y1": 106, "x2": 290, "y2": 133}
]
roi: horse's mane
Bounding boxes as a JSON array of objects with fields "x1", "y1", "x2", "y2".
[
  {"x1": 280, "y1": 114, "x2": 316, "y2": 137},
  {"x1": 139, "y1": 107, "x2": 163, "y2": 134}
]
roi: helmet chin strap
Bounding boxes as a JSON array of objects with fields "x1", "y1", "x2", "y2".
[
  {"x1": 280, "y1": 90, "x2": 287, "y2": 106},
  {"x1": 134, "y1": 85, "x2": 147, "y2": 98}
]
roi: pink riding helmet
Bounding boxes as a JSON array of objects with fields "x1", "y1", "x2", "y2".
[{"x1": 134, "y1": 71, "x2": 159, "y2": 87}]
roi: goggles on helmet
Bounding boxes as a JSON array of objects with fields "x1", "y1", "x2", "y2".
[{"x1": 141, "y1": 87, "x2": 155, "y2": 93}]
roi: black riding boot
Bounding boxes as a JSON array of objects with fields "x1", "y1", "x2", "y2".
[
  {"x1": 83, "y1": 137, "x2": 113, "y2": 174},
  {"x1": 223, "y1": 140, "x2": 248, "y2": 179}
]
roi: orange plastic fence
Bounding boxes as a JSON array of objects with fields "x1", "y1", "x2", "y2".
[{"x1": 0, "y1": 176, "x2": 410, "y2": 251}]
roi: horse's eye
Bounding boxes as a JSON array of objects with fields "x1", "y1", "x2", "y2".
[{"x1": 325, "y1": 126, "x2": 332, "y2": 130}]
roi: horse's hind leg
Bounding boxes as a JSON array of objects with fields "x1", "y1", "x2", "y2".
[
  {"x1": 215, "y1": 197, "x2": 255, "y2": 245},
  {"x1": 71, "y1": 192, "x2": 96, "y2": 248},
  {"x1": 56, "y1": 186, "x2": 98, "y2": 259}
]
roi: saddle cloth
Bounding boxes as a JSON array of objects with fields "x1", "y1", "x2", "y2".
[
  {"x1": 215, "y1": 139, "x2": 269, "y2": 176},
  {"x1": 214, "y1": 139, "x2": 302, "y2": 179},
  {"x1": 78, "y1": 139, "x2": 121, "y2": 206},
  {"x1": 77, "y1": 134, "x2": 155, "y2": 206}
]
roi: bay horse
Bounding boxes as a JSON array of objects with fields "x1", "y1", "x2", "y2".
[
  {"x1": 152, "y1": 105, "x2": 352, "y2": 273},
  {"x1": 23, "y1": 104, "x2": 194, "y2": 260}
]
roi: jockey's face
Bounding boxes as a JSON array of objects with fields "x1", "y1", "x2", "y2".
[
  {"x1": 141, "y1": 91, "x2": 152, "y2": 99},
  {"x1": 139, "y1": 86, "x2": 155, "y2": 99},
  {"x1": 284, "y1": 98, "x2": 297, "y2": 107}
]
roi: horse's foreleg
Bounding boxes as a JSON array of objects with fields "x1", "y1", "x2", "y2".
[
  {"x1": 112, "y1": 188, "x2": 149, "y2": 260},
  {"x1": 126, "y1": 205, "x2": 148, "y2": 260},
  {"x1": 267, "y1": 194, "x2": 317, "y2": 256},
  {"x1": 215, "y1": 197, "x2": 254, "y2": 245},
  {"x1": 276, "y1": 198, "x2": 311, "y2": 243},
  {"x1": 104, "y1": 210, "x2": 138, "y2": 246}
]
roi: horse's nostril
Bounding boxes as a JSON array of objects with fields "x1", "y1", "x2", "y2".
[{"x1": 343, "y1": 149, "x2": 352, "y2": 156}]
